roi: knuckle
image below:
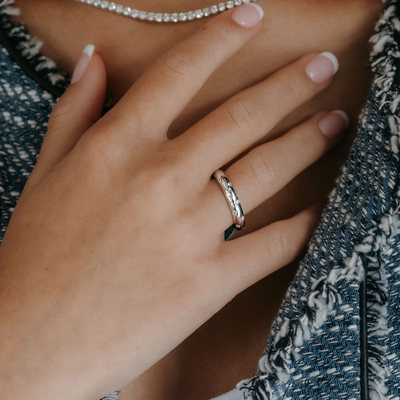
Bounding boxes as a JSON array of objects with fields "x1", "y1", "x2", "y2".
[
  {"x1": 84, "y1": 134, "x2": 124, "y2": 166},
  {"x1": 298, "y1": 128, "x2": 323, "y2": 154},
  {"x1": 266, "y1": 226, "x2": 293, "y2": 261},
  {"x1": 200, "y1": 22, "x2": 231, "y2": 46},
  {"x1": 279, "y1": 73, "x2": 306, "y2": 101},
  {"x1": 223, "y1": 97, "x2": 263, "y2": 133},
  {"x1": 168, "y1": 264, "x2": 221, "y2": 319},
  {"x1": 151, "y1": 167, "x2": 177, "y2": 190},
  {"x1": 80, "y1": 134, "x2": 112, "y2": 168},
  {"x1": 79, "y1": 130, "x2": 136, "y2": 175},
  {"x1": 247, "y1": 147, "x2": 280, "y2": 189},
  {"x1": 139, "y1": 156, "x2": 185, "y2": 196},
  {"x1": 86, "y1": 117, "x2": 145, "y2": 158},
  {"x1": 159, "y1": 50, "x2": 197, "y2": 80}
]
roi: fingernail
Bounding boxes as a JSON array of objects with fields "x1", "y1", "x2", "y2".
[
  {"x1": 318, "y1": 110, "x2": 349, "y2": 139},
  {"x1": 231, "y1": 3, "x2": 264, "y2": 28},
  {"x1": 71, "y1": 44, "x2": 95, "y2": 85},
  {"x1": 305, "y1": 52, "x2": 339, "y2": 84}
]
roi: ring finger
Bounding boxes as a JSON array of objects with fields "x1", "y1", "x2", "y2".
[{"x1": 205, "y1": 110, "x2": 349, "y2": 231}]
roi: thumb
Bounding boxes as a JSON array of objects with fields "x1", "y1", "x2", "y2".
[{"x1": 25, "y1": 44, "x2": 107, "y2": 192}]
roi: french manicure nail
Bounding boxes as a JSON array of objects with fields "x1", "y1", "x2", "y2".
[
  {"x1": 318, "y1": 110, "x2": 349, "y2": 139},
  {"x1": 71, "y1": 44, "x2": 95, "y2": 85},
  {"x1": 305, "y1": 52, "x2": 339, "y2": 84},
  {"x1": 231, "y1": 3, "x2": 264, "y2": 28}
]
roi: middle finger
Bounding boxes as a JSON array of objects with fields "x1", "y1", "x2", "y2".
[{"x1": 171, "y1": 52, "x2": 339, "y2": 178}]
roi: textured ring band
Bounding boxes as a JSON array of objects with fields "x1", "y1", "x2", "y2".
[{"x1": 213, "y1": 170, "x2": 245, "y2": 230}]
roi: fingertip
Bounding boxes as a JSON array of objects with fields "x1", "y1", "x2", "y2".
[
  {"x1": 70, "y1": 45, "x2": 106, "y2": 88},
  {"x1": 319, "y1": 52, "x2": 339, "y2": 74},
  {"x1": 305, "y1": 52, "x2": 338, "y2": 85},
  {"x1": 71, "y1": 45, "x2": 93, "y2": 85},
  {"x1": 299, "y1": 201, "x2": 325, "y2": 231},
  {"x1": 69, "y1": 50, "x2": 107, "y2": 101},
  {"x1": 231, "y1": 3, "x2": 264, "y2": 28},
  {"x1": 307, "y1": 201, "x2": 325, "y2": 215},
  {"x1": 332, "y1": 110, "x2": 350, "y2": 129},
  {"x1": 85, "y1": 52, "x2": 107, "y2": 90},
  {"x1": 318, "y1": 110, "x2": 348, "y2": 140},
  {"x1": 83, "y1": 44, "x2": 95, "y2": 59}
]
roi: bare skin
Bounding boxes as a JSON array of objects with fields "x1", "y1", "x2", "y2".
[{"x1": 9, "y1": 0, "x2": 384, "y2": 399}]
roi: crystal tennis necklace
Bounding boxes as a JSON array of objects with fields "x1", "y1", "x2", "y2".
[{"x1": 73, "y1": 0, "x2": 259, "y2": 23}]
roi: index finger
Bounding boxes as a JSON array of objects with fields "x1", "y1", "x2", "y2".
[{"x1": 104, "y1": 2, "x2": 264, "y2": 140}]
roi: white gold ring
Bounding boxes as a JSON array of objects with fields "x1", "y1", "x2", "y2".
[{"x1": 213, "y1": 170, "x2": 245, "y2": 230}]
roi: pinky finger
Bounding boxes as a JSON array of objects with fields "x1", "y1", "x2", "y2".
[{"x1": 219, "y1": 203, "x2": 323, "y2": 292}]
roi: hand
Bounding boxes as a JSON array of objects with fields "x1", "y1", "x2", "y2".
[{"x1": 0, "y1": 4, "x2": 346, "y2": 399}]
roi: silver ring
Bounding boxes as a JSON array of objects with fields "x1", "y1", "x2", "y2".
[{"x1": 213, "y1": 170, "x2": 245, "y2": 230}]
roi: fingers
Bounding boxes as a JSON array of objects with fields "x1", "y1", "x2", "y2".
[
  {"x1": 102, "y1": 3, "x2": 264, "y2": 141},
  {"x1": 24, "y1": 47, "x2": 107, "y2": 193},
  {"x1": 173, "y1": 52, "x2": 339, "y2": 177},
  {"x1": 205, "y1": 110, "x2": 348, "y2": 230},
  {"x1": 218, "y1": 203, "x2": 322, "y2": 292}
]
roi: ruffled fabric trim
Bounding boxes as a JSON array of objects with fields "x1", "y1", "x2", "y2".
[
  {"x1": 0, "y1": 0, "x2": 70, "y2": 91},
  {"x1": 238, "y1": 209, "x2": 395, "y2": 400},
  {"x1": 237, "y1": 1, "x2": 400, "y2": 399}
]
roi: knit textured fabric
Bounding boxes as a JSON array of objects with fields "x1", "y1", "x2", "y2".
[
  {"x1": 1, "y1": 1, "x2": 400, "y2": 399},
  {"x1": 237, "y1": 1, "x2": 400, "y2": 399}
]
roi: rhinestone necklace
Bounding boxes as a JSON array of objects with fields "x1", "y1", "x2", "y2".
[{"x1": 73, "y1": 0, "x2": 259, "y2": 23}]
